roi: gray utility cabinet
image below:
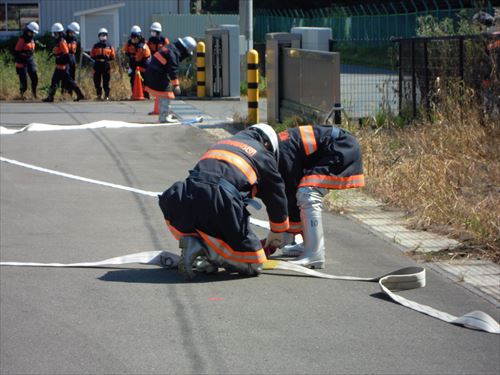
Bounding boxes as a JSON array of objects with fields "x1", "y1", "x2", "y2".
[{"x1": 205, "y1": 25, "x2": 240, "y2": 98}]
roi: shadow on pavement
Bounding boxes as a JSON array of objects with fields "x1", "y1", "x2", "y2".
[{"x1": 98, "y1": 268, "x2": 253, "y2": 284}]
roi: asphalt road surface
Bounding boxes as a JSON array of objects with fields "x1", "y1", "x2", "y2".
[{"x1": 1, "y1": 108, "x2": 499, "y2": 374}]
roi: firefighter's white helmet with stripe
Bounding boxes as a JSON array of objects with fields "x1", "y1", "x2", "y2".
[
  {"x1": 249, "y1": 123, "x2": 279, "y2": 160},
  {"x1": 51, "y1": 23, "x2": 64, "y2": 33},
  {"x1": 26, "y1": 22, "x2": 39, "y2": 34},
  {"x1": 150, "y1": 22, "x2": 162, "y2": 33},
  {"x1": 179, "y1": 36, "x2": 197, "y2": 54},
  {"x1": 67, "y1": 21, "x2": 80, "y2": 35}
]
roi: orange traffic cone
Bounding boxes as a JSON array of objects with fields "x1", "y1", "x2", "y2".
[
  {"x1": 149, "y1": 96, "x2": 159, "y2": 115},
  {"x1": 133, "y1": 68, "x2": 144, "y2": 100}
]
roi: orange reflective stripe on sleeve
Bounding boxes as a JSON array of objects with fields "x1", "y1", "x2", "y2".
[
  {"x1": 154, "y1": 51, "x2": 167, "y2": 65},
  {"x1": 200, "y1": 149, "x2": 257, "y2": 184},
  {"x1": 270, "y1": 218, "x2": 289, "y2": 232},
  {"x1": 171, "y1": 78, "x2": 180, "y2": 86},
  {"x1": 197, "y1": 230, "x2": 267, "y2": 264},
  {"x1": 299, "y1": 125, "x2": 317, "y2": 155},
  {"x1": 298, "y1": 174, "x2": 365, "y2": 189}
]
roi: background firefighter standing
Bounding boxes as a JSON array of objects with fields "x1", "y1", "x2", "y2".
[
  {"x1": 123, "y1": 25, "x2": 151, "y2": 98},
  {"x1": 14, "y1": 22, "x2": 39, "y2": 99},
  {"x1": 91, "y1": 28, "x2": 116, "y2": 100}
]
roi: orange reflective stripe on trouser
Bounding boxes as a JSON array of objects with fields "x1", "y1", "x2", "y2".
[
  {"x1": 299, "y1": 125, "x2": 317, "y2": 156},
  {"x1": 288, "y1": 221, "x2": 302, "y2": 233},
  {"x1": 144, "y1": 86, "x2": 175, "y2": 99},
  {"x1": 299, "y1": 174, "x2": 365, "y2": 189},
  {"x1": 15, "y1": 63, "x2": 25, "y2": 68},
  {"x1": 197, "y1": 230, "x2": 267, "y2": 264},
  {"x1": 165, "y1": 220, "x2": 197, "y2": 240},
  {"x1": 199, "y1": 149, "x2": 257, "y2": 184},
  {"x1": 270, "y1": 218, "x2": 289, "y2": 232}
]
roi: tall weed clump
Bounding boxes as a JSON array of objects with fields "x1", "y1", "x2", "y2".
[{"x1": 357, "y1": 84, "x2": 499, "y2": 258}]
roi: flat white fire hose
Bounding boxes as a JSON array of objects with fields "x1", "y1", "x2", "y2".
[{"x1": 1, "y1": 156, "x2": 499, "y2": 334}]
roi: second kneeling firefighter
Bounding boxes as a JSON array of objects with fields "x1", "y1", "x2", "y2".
[
  {"x1": 276, "y1": 125, "x2": 365, "y2": 269},
  {"x1": 159, "y1": 124, "x2": 289, "y2": 279}
]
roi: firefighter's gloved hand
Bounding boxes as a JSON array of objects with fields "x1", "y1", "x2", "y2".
[
  {"x1": 173, "y1": 85, "x2": 181, "y2": 96},
  {"x1": 265, "y1": 231, "x2": 284, "y2": 249}
]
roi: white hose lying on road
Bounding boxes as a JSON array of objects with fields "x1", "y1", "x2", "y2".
[
  {"x1": 1, "y1": 156, "x2": 499, "y2": 334},
  {"x1": 0, "y1": 117, "x2": 203, "y2": 135}
]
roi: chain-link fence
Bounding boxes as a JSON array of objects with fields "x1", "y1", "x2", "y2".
[
  {"x1": 253, "y1": 1, "x2": 495, "y2": 120},
  {"x1": 254, "y1": 2, "x2": 494, "y2": 43},
  {"x1": 396, "y1": 34, "x2": 500, "y2": 118}
]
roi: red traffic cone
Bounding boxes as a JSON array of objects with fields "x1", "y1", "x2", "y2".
[
  {"x1": 149, "y1": 96, "x2": 159, "y2": 115},
  {"x1": 133, "y1": 68, "x2": 144, "y2": 100}
]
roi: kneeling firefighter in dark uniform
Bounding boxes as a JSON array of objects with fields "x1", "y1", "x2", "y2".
[
  {"x1": 276, "y1": 125, "x2": 364, "y2": 269},
  {"x1": 159, "y1": 124, "x2": 289, "y2": 279}
]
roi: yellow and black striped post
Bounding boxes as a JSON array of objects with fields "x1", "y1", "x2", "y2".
[
  {"x1": 196, "y1": 41, "x2": 206, "y2": 98},
  {"x1": 247, "y1": 49, "x2": 259, "y2": 124}
]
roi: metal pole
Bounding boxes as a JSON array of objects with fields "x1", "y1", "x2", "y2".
[
  {"x1": 239, "y1": 0, "x2": 253, "y2": 52},
  {"x1": 398, "y1": 40, "x2": 403, "y2": 115},
  {"x1": 458, "y1": 36, "x2": 464, "y2": 83},
  {"x1": 411, "y1": 38, "x2": 417, "y2": 117},
  {"x1": 247, "y1": 49, "x2": 259, "y2": 124},
  {"x1": 423, "y1": 39, "x2": 429, "y2": 114},
  {"x1": 196, "y1": 41, "x2": 206, "y2": 98}
]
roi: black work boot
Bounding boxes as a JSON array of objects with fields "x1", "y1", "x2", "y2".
[
  {"x1": 73, "y1": 85, "x2": 85, "y2": 101},
  {"x1": 178, "y1": 236, "x2": 209, "y2": 280},
  {"x1": 42, "y1": 87, "x2": 56, "y2": 102}
]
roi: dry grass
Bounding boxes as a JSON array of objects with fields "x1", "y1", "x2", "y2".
[
  {"x1": 0, "y1": 50, "x2": 194, "y2": 101},
  {"x1": 349, "y1": 87, "x2": 500, "y2": 262}
]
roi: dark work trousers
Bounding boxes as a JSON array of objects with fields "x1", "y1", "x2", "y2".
[
  {"x1": 16, "y1": 59, "x2": 38, "y2": 95},
  {"x1": 62, "y1": 54, "x2": 76, "y2": 94},
  {"x1": 93, "y1": 63, "x2": 111, "y2": 97},
  {"x1": 50, "y1": 67, "x2": 78, "y2": 93}
]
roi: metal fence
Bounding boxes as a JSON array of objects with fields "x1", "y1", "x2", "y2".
[
  {"x1": 396, "y1": 34, "x2": 500, "y2": 117},
  {"x1": 254, "y1": 2, "x2": 494, "y2": 43}
]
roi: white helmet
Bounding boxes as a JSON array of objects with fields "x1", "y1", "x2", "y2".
[
  {"x1": 51, "y1": 23, "x2": 64, "y2": 33},
  {"x1": 150, "y1": 22, "x2": 162, "y2": 33},
  {"x1": 249, "y1": 123, "x2": 279, "y2": 160},
  {"x1": 179, "y1": 36, "x2": 197, "y2": 54},
  {"x1": 130, "y1": 25, "x2": 142, "y2": 37},
  {"x1": 67, "y1": 21, "x2": 80, "y2": 35},
  {"x1": 98, "y1": 28, "x2": 108, "y2": 36},
  {"x1": 26, "y1": 21, "x2": 39, "y2": 34}
]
